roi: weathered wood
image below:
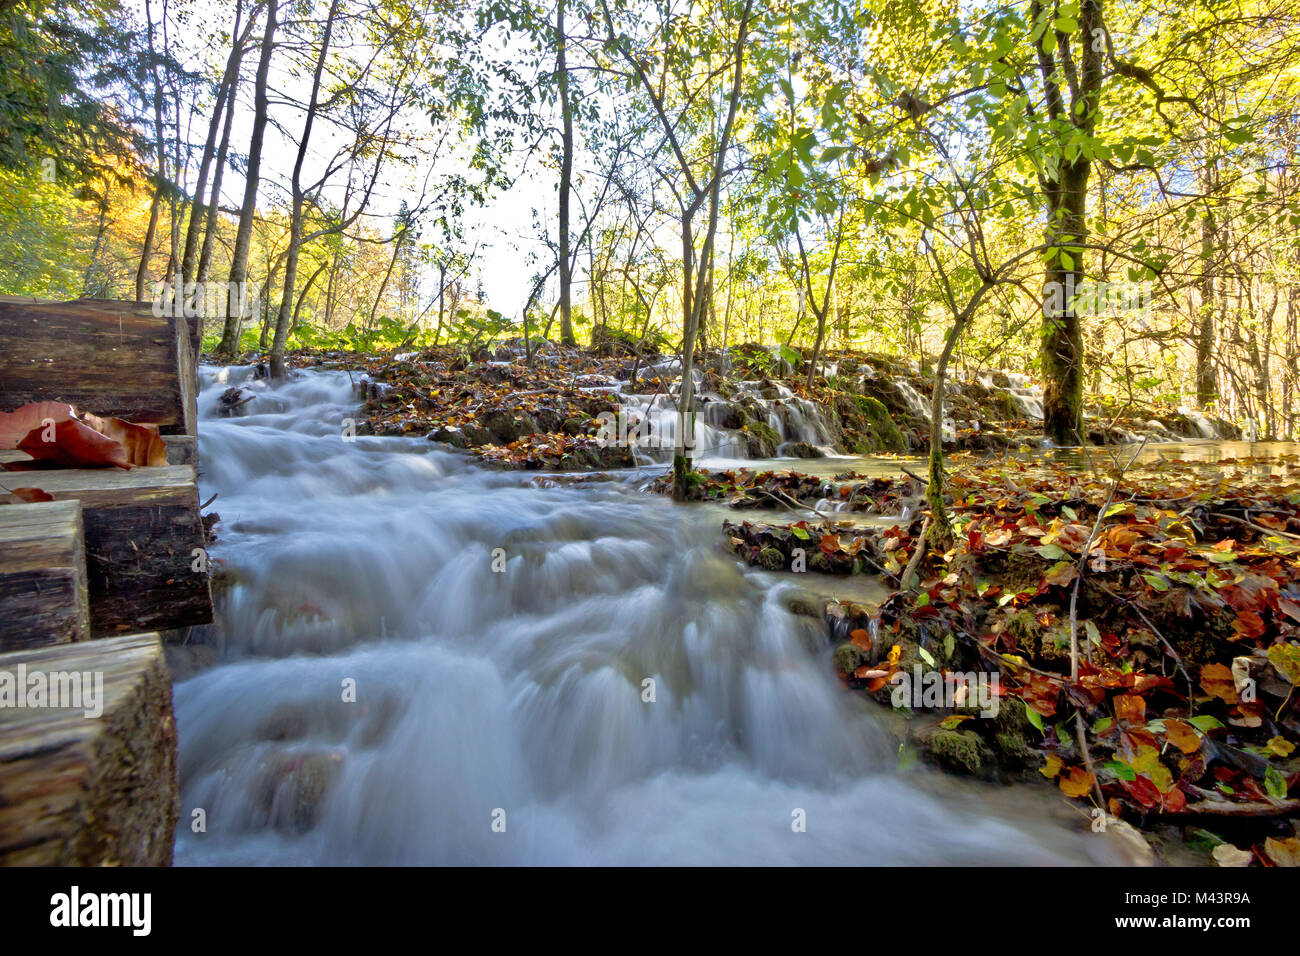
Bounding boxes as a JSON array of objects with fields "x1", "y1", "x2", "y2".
[
  {"x1": 0, "y1": 633, "x2": 178, "y2": 865},
  {"x1": 0, "y1": 433, "x2": 195, "y2": 467},
  {"x1": 0, "y1": 297, "x2": 197, "y2": 436},
  {"x1": 0, "y1": 467, "x2": 212, "y2": 635},
  {"x1": 0, "y1": 500, "x2": 91, "y2": 650}
]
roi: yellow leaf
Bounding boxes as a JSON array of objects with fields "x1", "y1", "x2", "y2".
[
  {"x1": 1267, "y1": 736, "x2": 1296, "y2": 758},
  {"x1": 1265, "y1": 837, "x2": 1300, "y2": 867},
  {"x1": 1059, "y1": 766, "x2": 1094, "y2": 798},
  {"x1": 1040, "y1": 753, "x2": 1063, "y2": 779}
]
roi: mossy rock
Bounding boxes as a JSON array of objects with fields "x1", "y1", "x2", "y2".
[
  {"x1": 833, "y1": 642, "x2": 870, "y2": 676},
  {"x1": 922, "y1": 727, "x2": 993, "y2": 775},
  {"x1": 742, "y1": 420, "x2": 780, "y2": 457},
  {"x1": 854, "y1": 395, "x2": 906, "y2": 452},
  {"x1": 990, "y1": 696, "x2": 1040, "y2": 769},
  {"x1": 757, "y1": 546, "x2": 786, "y2": 571}
]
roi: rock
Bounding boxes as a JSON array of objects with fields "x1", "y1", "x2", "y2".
[
  {"x1": 428, "y1": 426, "x2": 468, "y2": 448},
  {"x1": 784, "y1": 441, "x2": 823, "y2": 458},
  {"x1": 922, "y1": 727, "x2": 993, "y2": 775},
  {"x1": 756, "y1": 546, "x2": 786, "y2": 571},
  {"x1": 481, "y1": 409, "x2": 537, "y2": 443},
  {"x1": 833, "y1": 642, "x2": 870, "y2": 676}
]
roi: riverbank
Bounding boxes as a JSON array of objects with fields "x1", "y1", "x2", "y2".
[
  {"x1": 665, "y1": 455, "x2": 1300, "y2": 865},
  {"x1": 212, "y1": 342, "x2": 1242, "y2": 471}
]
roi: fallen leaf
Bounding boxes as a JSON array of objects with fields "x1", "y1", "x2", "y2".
[
  {"x1": 1212, "y1": 844, "x2": 1253, "y2": 867},
  {"x1": 0, "y1": 401, "x2": 75, "y2": 449},
  {"x1": 1163, "y1": 719, "x2": 1202, "y2": 755},
  {"x1": 17, "y1": 418, "x2": 131, "y2": 469},
  {"x1": 1199, "y1": 663, "x2": 1238, "y2": 703},
  {"x1": 1059, "y1": 766, "x2": 1094, "y2": 799},
  {"x1": 1264, "y1": 836, "x2": 1300, "y2": 867},
  {"x1": 83, "y1": 414, "x2": 166, "y2": 466}
]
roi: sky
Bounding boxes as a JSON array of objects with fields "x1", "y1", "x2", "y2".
[{"x1": 131, "y1": 0, "x2": 560, "y2": 319}]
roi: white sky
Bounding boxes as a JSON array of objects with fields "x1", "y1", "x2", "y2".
[{"x1": 133, "y1": 0, "x2": 558, "y2": 318}]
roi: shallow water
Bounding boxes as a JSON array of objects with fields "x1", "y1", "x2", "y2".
[{"x1": 175, "y1": 366, "x2": 1146, "y2": 865}]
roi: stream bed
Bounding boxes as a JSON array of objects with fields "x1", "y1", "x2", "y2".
[{"x1": 174, "y1": 366, "x2": 1166, "y2": 865}]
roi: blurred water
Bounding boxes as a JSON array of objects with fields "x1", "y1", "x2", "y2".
[{"x1": 175, "y1": 366, "x2": 1135, "y2": 865}]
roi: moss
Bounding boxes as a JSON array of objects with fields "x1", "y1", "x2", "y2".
[
  {"x1": 854, "y1": 395, "x2": 906, "y2": 452},
  {"x1": 742, "y1": 420, "x2": 780, "y2": 457},
  {"x1": 757, "y1": 546, "x2": 786, "y2": 571},
  {"x1": 833, "y1": 642, "x2": 869, "y2": 676},
  {"x1": 926, "y1": 728, "x2": 989, "y2": 775},
  {"x1": 1004, "y1": 609, "x2": 1043, "y2": 658},
  {"x1": 991, "y1": 696, "x2": 1038, "y2": 768}
]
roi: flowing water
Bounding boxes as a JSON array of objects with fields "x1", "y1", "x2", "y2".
[{"x1": 175, "y1": 366, "x2": 1144, "y2": 865}]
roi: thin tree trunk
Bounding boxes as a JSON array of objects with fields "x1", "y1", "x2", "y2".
[
  {"x1": 557, "y1": 0, "x2": 576, "y2": 346},
  {"x1": 216, "y1": 0, "x2": 277, "y2": 358}
]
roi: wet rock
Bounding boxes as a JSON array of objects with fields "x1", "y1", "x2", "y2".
[
  {"x1": 920, "y1": 727, "x2": 994, "y2": 775},
  {"x1": 253, "y1": 751, "x2": 342, "y2": 833},
  {"x1": 833, "y1": 642, "x2": 870, "y2": 676},
  {"x1": 784, "y1": 441, "x2": 823, "y2": 458},
  {"x1": 428, "y1": 426, "x2": 469, "y2": 448}
]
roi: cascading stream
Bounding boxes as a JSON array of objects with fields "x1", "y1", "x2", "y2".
[{"x1": 176, "y1": 366, "x2": 1129, "y2": 865}]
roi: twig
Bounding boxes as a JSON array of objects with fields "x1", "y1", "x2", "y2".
[{"x1": 900, "y1": 515, "x2": 931, "y2": 591}]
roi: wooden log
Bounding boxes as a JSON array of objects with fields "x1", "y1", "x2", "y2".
[
  {"x1": 0, "y1": 467, "x2": 212, "y2": 635},
  {"x1": 0, "y1": 633, "x2": 178, "y2": 865},
  {"x1": 0, "y1": 434, "x2": 195, "y2": 468},
  {"x1": 0, "y1": 500, "x2": 91, "y2": 650},
  {"x1": 0, "y1": 297, "x2": 197, "y2": 436}
]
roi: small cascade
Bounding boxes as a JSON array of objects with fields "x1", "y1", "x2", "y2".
[{"x1": 1177, "y1": 405, "x2": 1220, "y2": 440}]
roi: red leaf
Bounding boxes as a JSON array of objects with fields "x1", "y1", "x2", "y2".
[
  {"x1": 10, "y1": 487, "x2": 54, "y2": 502},
  {"x1": 17, "y1": 418, "x2": 131, "y2": 469},
  {"x1": 0, "y1": 402, "x2": 75, "y2": 449}
]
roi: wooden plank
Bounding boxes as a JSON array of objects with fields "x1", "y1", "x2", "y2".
[
  {"x1": 0, "y1": 633, "x2": 178, "y2": 865},
  {"x1": 0, "y1": 433, "x2": 195, "y2": 468},
  {"x1": 0, "y1": 297, "x2": 197, "y2": 436},
  {"x1": 0, "y1": 500, "x2": 91, "y2": 650},
  {"x1": 0, "y1": 467, "x2": 212, "y2": 635}
]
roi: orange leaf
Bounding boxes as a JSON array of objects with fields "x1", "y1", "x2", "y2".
[
  {"x1": 1114, "y1": 694, "x2": 1146, "y2": 724},
  {"x1": 1059, "y1": 767, "x2": 1095, "y2": 799},
  {"x1": 849, "y1": 628, "x2": 873, "y2": 651},
  {"x1": 1200, "y1": 663, "x2": 1237, "y2": 703},
  {"x1": 17, "y1": 418, "x2": 131, "y2": 469},
  {"x1": 0, "y1": 401, "x2": 75, "y2": 449},
  {"x1": 1163, "y1": 718, "x2": 1202, "y2": 755},
  {"x1": 10, "y1": 487, "x2": 54, "y2": 502},
  {"x1": 83, "y1": 414, "x2": 167, "y2": 467}
]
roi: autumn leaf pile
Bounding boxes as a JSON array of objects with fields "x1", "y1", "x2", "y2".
[
  {"x1": 707, "y1": 455, "x2": 1300, "y2": 862},
  {"x1": 291, "y1": 344, "x2": 672, "y2": 469}
]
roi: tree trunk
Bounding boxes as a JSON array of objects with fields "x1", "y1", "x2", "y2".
[
  {"x1": 557, "y1": 0, "x2": 576, "y2": 346},
  {"x1": 216, "y1": 0, "x2": 277, "y2": 358},
  {"x1": 1041, "y1": 160, "x2": 1089, "y2": 445},
  {"x1": 182, "y1": 0, "x2": 250, "y2": 293}
]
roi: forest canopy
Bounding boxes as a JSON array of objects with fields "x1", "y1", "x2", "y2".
[{"x1": 1, "y1": 0, "x2": 1298, "y2": 442}]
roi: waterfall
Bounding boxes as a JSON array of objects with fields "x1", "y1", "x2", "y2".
[{"x1": 173, "y1": 364, "x2": 1128, "y2": 865}]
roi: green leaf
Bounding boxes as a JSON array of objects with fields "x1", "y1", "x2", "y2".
[
  {"x1": 1104, "y1": 759, "x2": 1137, "y2": 782},
  {"x1": 1035, "y1": 544, "x2": 1068, "y2": 560},
  {"x1": 1024, "y1": 706, "x2": 1044, "y2": 732},
  {"x1": 1265, "y1": 765, "x2": 1288, "y2": 800}
]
